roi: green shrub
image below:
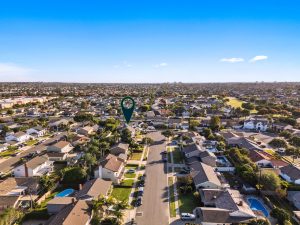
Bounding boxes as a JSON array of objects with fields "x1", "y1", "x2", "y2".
[{"x1": 270, "y1": 207, "x2": 290, "y2": 225}]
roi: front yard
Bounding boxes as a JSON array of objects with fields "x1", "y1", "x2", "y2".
[
  {"x1": 168, "y1": 177, "x2": 176, "y2": 217},
  {"x1": 167, "y1": 146, "x2": 183, "y2": 164},
  {"x1": 111, "y1": 184, "x2": 132, "y2": 202},
  {"x1": 25, "y1": 139, "x2": 38, "y2": 146},
  {"x1": 178, "y1": 191, "x2": 199, "y2": 213},
  {"x1": 130, "y1": 152, "x2": 143, "y2": 161}
]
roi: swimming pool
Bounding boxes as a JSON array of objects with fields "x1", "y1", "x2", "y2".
[
  {"x1": 247, "y1": 197, "x2": 269, "y2": 217},
  {"x1": 55, "y1": 188, "x2": 75, "y2": 198},
  {"x1": 217, "y1": 156, "x2": 232, "y2": 166}
]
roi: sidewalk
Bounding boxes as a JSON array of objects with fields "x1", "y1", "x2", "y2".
[
  {"x1": 167, "y1": 141, "x2": 181, "y2": 223},
  {"x1": 124, "y1": 144, "x2": 149, "y2": 224}
]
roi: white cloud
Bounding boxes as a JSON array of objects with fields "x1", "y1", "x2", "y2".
[
  {"x1": 0, "y1": 62, "x2": 34, "y2": 75},
  {"x1": 249, "y1": 55, "x2": 268, "y2": 62},
  {"x1": 220, "y1": 58, "x2": 244, "y2": 63},
  {"x1": 154, "y1": 62, "x2": 168, "y2": 68},
  {"x1": 0, "y1": 63, "x2": 35, "y2": 81}
]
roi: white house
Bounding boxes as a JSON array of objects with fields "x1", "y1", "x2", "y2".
[
  {"x1": 13, "y1": 156, "x2": 53, "y2": 177},
  {"x1": 0, "y1": 144, "x2": 8, "y2": 152},
  {"x1": 243, "y1": 117, "x2": 269, "y2": 132},
  {"x1": 94, "y1": 154, "x2": 125, "y2": 184},
  {"x1": 26, "y1": 126, "x2": 46, "y2": 137},
  {"x1": 280, "y1": 165, "x2": 300, "y2": 184},
  {"x1": 5, "y1": 131, "x2": 30, "y2": 143},
  {"x1": 47, "y1": 141, "x2": 73, "y2": 153}
]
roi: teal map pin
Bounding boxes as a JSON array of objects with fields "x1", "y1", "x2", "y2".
[{"x1": 121, "y1": 96, "x2": 135, "y2": 123}]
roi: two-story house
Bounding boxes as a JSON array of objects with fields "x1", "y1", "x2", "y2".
[
  {"x1": 94, "y1": 154, "x2": 125, "y2": 184},
  {"x1": 13, "y1": 156, "x2": 53, "y2": 177}
]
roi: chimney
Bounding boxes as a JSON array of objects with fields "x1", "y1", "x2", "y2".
[
  {"x1": 238, "y1": 201, "x2": 243, "y2": 206},
  {"x1": 24, "y1": 163, "x2": 29, "y2": 177},
  {"x1": 79, "y1": 183, "x2": 83, "y2": 190}
]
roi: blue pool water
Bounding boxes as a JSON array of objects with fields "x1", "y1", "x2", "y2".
[
  {"x1": 55, "y1": 188, "x2": 75, "y2": 197},
  {"x1": 247, "y1": 198, "x2": 269, "y2": 217}
]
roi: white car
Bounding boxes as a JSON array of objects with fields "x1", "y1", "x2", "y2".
[{"x1": 181, "y1": 213, "x2": 196, "y2": 220}]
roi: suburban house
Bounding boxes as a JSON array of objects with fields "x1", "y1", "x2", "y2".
[
  {"x1": 0, "y1": 177, "x2": 40, "y2": 196},
  {"x1": 168, "y1": 118, "x2": 182, "y2": 129},
  {"x1": 47, "y1": 197, "x2": 75, "y2": 214},
  {"x1": 0, "y1": 144, "x2": 8, "y2": 152},
  {"x1": 199, "y1": 151, "x2": 217, "y2": 167},
  {"x1": 0, "y1": 177, "x2": 40, "y2": 210},
  {"x1": 195, "y1": 189, "x2": 256, "y2": 224},
  {"x1": 248, "y1": 150, "x2": 272, "y2": 167},
  {"x1": 47, "y1": 141, "x2": 73, "y2": 153},
  {"x1": 280, "y1": 165, "x2": 300, "y2": 184},
  {"x1": 45, "y1": 200, "x2": 92, "y2": 225},
  {"x1": 75, "y1": 178, "x2": 112, "y2": 201},
  {"x1": 243, "y1": 117, "x2": 269, "y2": 131},
  {"x1": 48, "y1": 119, "x2": 69, "y2": 131},
  {"x1": 226, "y1": 136, "x2": 262, "y2": 151},
  {"x1": 26, "y1": 126, "x2": 46, "y2": 137},
  {"x1": 94, "y1": 154, "x2": 125, "y2": 184},
  {"x1": 287, "y1": 191, "x2": 300, "y2": 210},
  {"x1": 77, "y1": 126, "x2": 94, "y2": 136},
  {"x1": 5, "y1": 131, "x2": 30, "y2": 143},
  {"x1": 71, "y1": 135, "x2": 90, "y2": 146},
  {"x1": 0, "y1": 195, "x2": 22, "y2": 211},
  {"x1": 110, "y1": 143, "x2": 129, "y2": 156},
  {"x1": 190, "y1": 162, "x2": 221, "y2": 189},
  {"x1": 13, "y1": 156, "x2": 53, "y2": 177},
  {"x1": 183, "y1": 143, "x2": 204, "y2": 158}
]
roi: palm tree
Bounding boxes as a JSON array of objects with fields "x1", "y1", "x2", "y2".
[
  {"x1": 115, "y1": 200, "x2": 129, "y2": 211},
  {"x1": 112, "y1": 210, "x2": 124, "y2": 225},
  {"x1": 91, "y1": 195, "x2": 106, "y2": 218}
]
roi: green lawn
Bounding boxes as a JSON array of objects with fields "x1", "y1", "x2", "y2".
[
  {"x1": 111, "y1": 186, "x2": 132, "y2": 202},
  {"x1": 124, "y1": 172, "x2": 136, "y2": 179},
  {"x1": 168, "y1": 177, "x2": 176, "y2": 218},
  {"x1": 125, "y1": 164, "x2": 139, "y2": 170},
  {"x1": 120, "y1": 179, "x2": 135, "y2": 187},
  {"x1": 226, "y1": 97, "x2": 243, "y2": 108},
  {"x1": 130, "y1": 152, "x2": 143, "y2": 161},
  {"x1": 167, "y1": 146, "x2": 183, "y2": 164},
  {"x1": 172, "y1": 147, "x2": 183, "y2": 164},
  {"x1": 0, "y1": 149, "x2": 19, "y2": 157},
  {"x1": 226, "y1": 97, "x2": 257, "y2": 114},
  {"x1": 25, "y1": 139, "x2": 38, "y2": 146},
  {"x1": 178, "y1": 191, "x2": 199, "y2": 213}
]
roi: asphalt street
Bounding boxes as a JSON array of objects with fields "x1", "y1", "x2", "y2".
[{"x1": 135, "y1": 131, "x2": 169, "y2": 225}]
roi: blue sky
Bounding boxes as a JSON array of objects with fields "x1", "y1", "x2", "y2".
[{"x1": 0, "y1": 0, "x2": 300, "y2": 82}]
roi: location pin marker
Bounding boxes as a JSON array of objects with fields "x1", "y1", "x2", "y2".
[{"x1": 121, "y1": 96, "x2": 135, "y2": 123}]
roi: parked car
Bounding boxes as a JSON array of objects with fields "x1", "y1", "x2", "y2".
[
  {"x1": 136, "y1": 196, "x2": 143, "y2": 206},
  {"x1": 127, "y1": 169, "x2": 135, "y2": 174},
  {"x1": 181, "y1": 213, "x2": 196, "y2": 221},
  {"x1": 138, "y1": 187, "x2": 144, "y2": 195}
]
